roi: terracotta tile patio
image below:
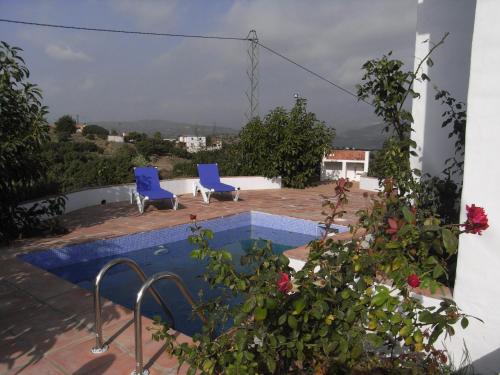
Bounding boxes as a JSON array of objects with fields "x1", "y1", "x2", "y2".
[{"x1": 0, "y1": 182, "x2": 374, "y2": 374}]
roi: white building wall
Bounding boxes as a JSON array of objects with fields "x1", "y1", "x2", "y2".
[
  {"x1": 410, "y1": 0, "x2": 476, "y2": 179},
  {"x1": 451, "y1": 1, "x2": 500, "y2": 372},
  {"x1": 409, "y1": 2, "x2": 500, "y2": 372}
]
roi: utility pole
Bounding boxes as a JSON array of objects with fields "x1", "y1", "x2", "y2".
[{"x1": 245, "y1": 29, "x2": 259, "y2": 121}]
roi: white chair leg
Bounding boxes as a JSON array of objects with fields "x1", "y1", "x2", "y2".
[
  {"x1": 130, "y1": 189, "x2": 136, "y2": 204},
  {"x1": 172, "y1": 196, "x2": 179, "y2": 210},
  {"x1": 192, "y1": 182, "x2": 198, "y2": 197},
  {"x1": 200, "y1": 188, "x2": 209, "y2": 204},
  {"x1": 233, "y1": 188, "x2": 240, "y2": 202},
  {"x1": 135, "y1": 194, "x2": 143, "y2": 214}
]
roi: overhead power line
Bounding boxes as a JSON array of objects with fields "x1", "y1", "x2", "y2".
[
  {"x1": 0, "y1": 18, "x2": 370, "y2": 105},
  {"x1": 257, "y1": 42, "x2": 364, "y2": 103},
  {"x1": 0, "y1": 18, "x2": 250, "y2": 41}
]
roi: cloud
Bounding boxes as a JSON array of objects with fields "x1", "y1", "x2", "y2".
[
  {"x1": 111, "y1": 0, "x2": 178, "y2": 27},
  {"x1": 78, "y1": 76, "x2": 96, "y2": 91},
  {"x1": 45, "y1": 44, "x2": 93, "y2": 62}
]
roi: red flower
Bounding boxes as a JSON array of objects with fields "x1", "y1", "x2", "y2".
[
  {"x1": 407, "y1": 274, "x2": 421, "y2": 288},
  {"x1": 190, "y1": 214, "x2": 197, "y2": 221},
  {"x1": 462, "y1": 204, "x2": 489, "y2": 235},
  {"x1": 277, "y1": 272, "x2": 292, "y2": 294}
]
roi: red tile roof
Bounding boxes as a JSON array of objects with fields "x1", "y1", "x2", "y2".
[{"x1": 326, "y1": 150, "x2": 366, "y2": 161}]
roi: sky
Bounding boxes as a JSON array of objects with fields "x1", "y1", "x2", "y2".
[{"x1": 0, "y1": 0, "x2": 417, "y2": 131}]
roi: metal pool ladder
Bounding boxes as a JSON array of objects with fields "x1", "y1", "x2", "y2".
[
  {"x1": 133, "y1": 271, "x2": 208, "y2": 375},
  {"x1": 90, "y1": 258, "x2": 207, "y2": 375},
  {"x1": 90, "y1": 257, "x2": 173, "y2": 354}
]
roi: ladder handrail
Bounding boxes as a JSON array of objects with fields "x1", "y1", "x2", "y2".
[
  {"x1": 133, "y1": 271, "x2": 208, "y2": 375},
  {"x1": 91, "y1": 257, "x2": 174, "y2": 354}
]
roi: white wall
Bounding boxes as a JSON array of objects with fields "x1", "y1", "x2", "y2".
[
  {"x1": 410, "y1": 0, "x2": 476, "y2": 179},
  {"x1": 451, "y1": 1, "x2": 500, "y2": 372},
  {"x1": 359, "y1": 176, "x2": 380, "y2": 192},
  {"x1": 22, "y1": 176, "x2": 282, "y2": 214}
]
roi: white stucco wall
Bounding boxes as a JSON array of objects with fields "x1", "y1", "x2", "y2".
[
  {"x1": 450, "y1": 1, "x2": 500, "y2": 372},
  {"x1": 359, "y1": 176, "x2": 380, "y2": 192},
  {"x1": 22, "y1": 176, "x2": 282, "y2": 214},
  {"x1": 410, "y1": 0, "x2": 476, "y2": 179}
]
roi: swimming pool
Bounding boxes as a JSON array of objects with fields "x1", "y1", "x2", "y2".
[{"x1": 20, "y1": 211, "x2": 347, "y2": 336}]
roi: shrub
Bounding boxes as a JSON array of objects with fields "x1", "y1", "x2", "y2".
[{"x1": 154, "y1": 179, "x2": 486, "y2": 374}]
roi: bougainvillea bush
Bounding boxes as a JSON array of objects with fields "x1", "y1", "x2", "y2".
[{"x1": 153, "y1": 178, "x2": 487, "y2": 374}]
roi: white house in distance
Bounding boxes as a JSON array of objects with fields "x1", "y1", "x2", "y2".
[
  {"x1": 178, "y1": 136, "x2": 206, "y2": 153},
  {"x1": 320, "y1": 149, "x2": 369, "y2": 182},
  {"x1": 107, "y1": 135, "x2": 124, "y2": 143}
]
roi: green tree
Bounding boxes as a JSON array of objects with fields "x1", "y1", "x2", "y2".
[
  {"x1": 238, "y1": 98, "x2": 334, "y2": 188},
  {"x1": 54, "y1": 114, "x2": 76, "y2": 140},
  {"x1": 136, "y1": 138, "x2": 173, "y2": 158},
  {"x1": 82, "y1": 124, "x2": 109, "y2": 139},
  {"x1": 0, "y1": 41, "x2": 65, "y2": 242},
  {"x1": 124, "y1": 131, "x2": 147, "y2": 143}
]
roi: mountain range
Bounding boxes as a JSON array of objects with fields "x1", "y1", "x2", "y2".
[
  {"x1": 94, "y1": 119, "x2": 386, "y2": 150},
  {"x1": 333, "y1": 123, "x2": 387, "y2": 150},
  {"x1": 95, "y1": 119, "x2": 239, "y2": 138}
]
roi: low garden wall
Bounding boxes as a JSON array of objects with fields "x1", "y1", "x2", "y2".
[{"x1": 23, "y1": 176, "x2": 282, "y2": 214}]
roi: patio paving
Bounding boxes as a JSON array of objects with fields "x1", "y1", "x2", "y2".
[{"x1": 0, "y1": 182, "x2": 374, "y2": 374}]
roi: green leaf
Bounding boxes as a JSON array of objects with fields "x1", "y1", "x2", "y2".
[
  {"x1": 398, "y1": 325, "x2": 412, "y2": 338},
  {"x1": 371, "y1": 292, "x2": 388, "y2": 307},
  {"x1": 432, "y1": 263, "x2": 445, "y2": 279},
  {"x1": 288, "y1": 315, "x2": 298, "y2": 330},
  {"x1": 278, "y1": 313, "x2": 287, "y2": 326},
  {"x1": 341, "y1": 290, "x2": 350, "y2": 299},
  {"x1": 461, "y1": 317, "x2": 469, "y2": 329},
  {"x1": 442, "y1": 228, "x2": 458, "y2": 254},
  {"x1": 401, "y1": 206, "x2": 415, "y2": 223},
  {"x1": 242, "y1": 296, "x2": 256, "y2": 313},
  {"x1": 254, "y1": 307, "x2": 267, "y2": 321},
  {"x1": 366, "y1": 333, "x2": 384, "y2": 347},
  {"x1": 266, "y1": 357, "x2": 276, "y2": 373},
  {"x1": 293, "y1": 297, "x2": 306, "y2": 315}
]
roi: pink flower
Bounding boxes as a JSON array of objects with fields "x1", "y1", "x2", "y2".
[
  {"x1": 407, "y1": 274, "x2": 421, "y2": 288},
  {"x1": 277, "y1": 272, "x2": 292, "y2": 294},
  {"x1": 335, "y1": 178, "x2": 350, "y2": 194},
  {"x1": 462, "y1": 204, "x2": 489, "y2": 235},
  {"x1": 189, "y1": 214, "x2": 197, "y2": 221},
  {"x1": 385, "y1": 217, "x2": 400, "y2": 238}
]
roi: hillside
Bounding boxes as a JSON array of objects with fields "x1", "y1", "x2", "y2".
[
  {"x1": 95, "y1": 119, "x2": 238, "y2": 137},
  {"x1": 333, "y1": 123, "x2": 388, "y2": 150}
]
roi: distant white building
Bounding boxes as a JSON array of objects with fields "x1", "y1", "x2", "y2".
[
  {"x1": 178, "y1": 136, "x2": 206, "y2": 153},
  {"x1": 75, "y1": 123, "x2": 86, "y2": 133},
  {"x1": 206, "y1": 138, "x2": 223, "y2": 151},
  {"x1": 107, "y1": 135, "x2": 124, "y2": 143},
  {"x1": 321, "y1": 149, "x2": 370, "y2": 182}
]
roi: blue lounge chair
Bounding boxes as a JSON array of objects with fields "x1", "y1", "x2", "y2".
[
  {"x1": 194, "y1": 163, "x2": 240, "y2": 204},
  {"x1": 132, "y1": 167, "x2": 178, "y2": 214}
]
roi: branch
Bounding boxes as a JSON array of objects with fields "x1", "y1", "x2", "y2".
[{"x1": 398, "y1": 32, "x2": 449, "y2": 113}]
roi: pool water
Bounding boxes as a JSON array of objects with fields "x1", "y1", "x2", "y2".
[{"x1": 47, "y1": 225, "x2": 316, "y2": 336}]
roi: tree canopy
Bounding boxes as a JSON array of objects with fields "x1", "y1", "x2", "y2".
[
  {"x1": 238, "y1": 98, "x2": 335, "y2": 188},
  {"x1": 0, "y1": 41, "x2": 65, "y2": 242},
  {"x1": 54, "y1": 114, "x2": 76, "y2": 139},
  {"x1": 82, "y1": 124, "x2": 109, "y2": 139}
]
